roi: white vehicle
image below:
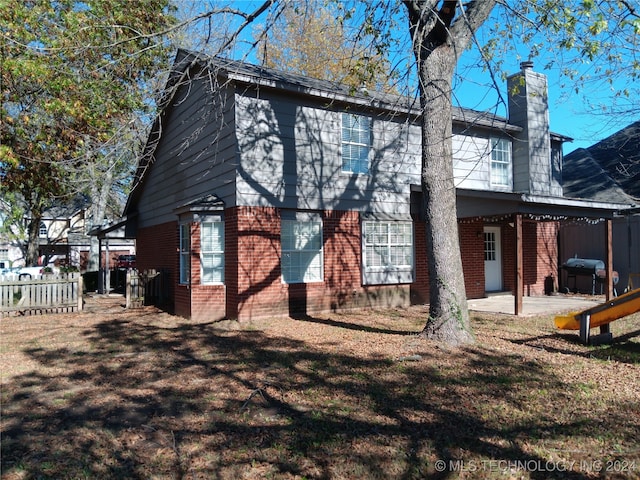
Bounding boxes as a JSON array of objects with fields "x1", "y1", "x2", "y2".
[
  {"x1": 16, "y1": 265, "x2": 59, "y2": 279},
  {"x1": 16, "y1": 266, "x2": 45, "y2": 279}
]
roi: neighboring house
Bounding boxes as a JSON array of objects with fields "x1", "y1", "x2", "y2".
[
  {"x1": 0, "y1": 197, "x2": 88, "y2": 270},
  {"x1": 0, "y1": 196, "x2": 135, "y2": 271},
  {"x1": 561, "y1": 121, "x2": 640, "y2": 292},
  {"x1": 122, "y1": 50, "x2": 630, "y2": 321}
]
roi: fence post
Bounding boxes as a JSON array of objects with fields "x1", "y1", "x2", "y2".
[
  {"x1": 126, "y1": 270, "x2": 131, "y2": 309},
  {"x1": 77, "y1": 274, "x2": 84, "y2": 312}
]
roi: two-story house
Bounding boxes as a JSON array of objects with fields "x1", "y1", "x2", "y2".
[
  {"x1": 0, "y1": 196, "x2": 136, "y2": 272},
  {"x1": 122, "y1": 50, "x2": 628, "y2": 321}
]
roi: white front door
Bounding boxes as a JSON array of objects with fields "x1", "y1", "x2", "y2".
[{"x1": 484, "y1": 226, "x2": 503, "y2": 292}]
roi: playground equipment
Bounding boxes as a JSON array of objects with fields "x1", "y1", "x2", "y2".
[{"x1": 554, "y1": 288, "x2": 640, "y2": 344}]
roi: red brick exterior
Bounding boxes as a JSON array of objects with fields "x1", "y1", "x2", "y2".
[
  {"x1": 136, "y1": 209, "x2": 559, "y2": 321},
  {"x1": 503, "y1": 220, "x2": 559, "y2": 296},
  {"x1": 136, "y1": 221, "x2": 181, "y2": 315},
  {"x1": 227, "y1": 207, "x2": 416, "y2": 321},
  {"x1": 458, "y1": 220, "x2": 486, "y2": 299}
]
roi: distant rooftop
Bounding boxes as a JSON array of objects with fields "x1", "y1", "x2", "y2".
[{"x1": 563, "y1": 121, "x2": 640, "y2": 205}]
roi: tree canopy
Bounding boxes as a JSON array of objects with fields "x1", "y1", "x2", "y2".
[
  {"x1": 1, "y1": 0, "x2": 177, "y2": 264},
  {"x1": 253, "y1": 1, "x2": 400, "y2": 93}
]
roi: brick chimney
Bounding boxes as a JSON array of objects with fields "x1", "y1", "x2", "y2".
[{"x1": 507, "y1": 61, "x2": 560, "y2": 195}]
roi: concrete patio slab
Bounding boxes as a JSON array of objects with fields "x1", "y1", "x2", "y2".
[{"x1": 468, "y1": 294, "x2": 602, "y2": 316}]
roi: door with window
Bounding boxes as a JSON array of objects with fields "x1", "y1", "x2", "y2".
[{"x1": 483, "y1": 226, "x2": 502, "y2": 292}]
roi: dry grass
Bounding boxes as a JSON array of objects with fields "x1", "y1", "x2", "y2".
[{"x1": 1, "y1": 295, "x2": 639, "y2": 479}]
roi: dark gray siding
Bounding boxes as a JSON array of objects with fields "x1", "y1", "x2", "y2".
[
  {"x1": 135, "y1": 75, "x2": 237, "y2": 228},
  {"x1": 235, "y1": 89, "x2": 422, "y2": 217},
  {"x1": 508, "y1": 67, "x2": 552, "y2": 195}
]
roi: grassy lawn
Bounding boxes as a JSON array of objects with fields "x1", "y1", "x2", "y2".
[{"x1": 1, "y1": 299, "x2": 639, "y2": 479}]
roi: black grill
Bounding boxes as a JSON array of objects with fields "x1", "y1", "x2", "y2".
[{"x1": 562, "y1": 258, "x2": 619, "y2": 295}]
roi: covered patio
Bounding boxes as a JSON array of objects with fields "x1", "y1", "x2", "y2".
[
  {"x1": 468, "y1": 293, "x2": 601, "y2": 316},
  {"x1": 456, "y1": 188, "x2": 630, "y2": 315}
]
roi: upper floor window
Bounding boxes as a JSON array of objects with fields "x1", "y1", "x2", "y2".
[
  {"x1": 490, "y1": 138, "x2": 511, "y2": 187},
  {"x1": 179, "y1": 223, "x2": 190, "y2": 284},
  {"x1": 38, "y1": 222, "x2": 47, "y2": 238},
  {"x1": 341, "y1": 112, "x2": 371, "y2": 175},
  {"x1": 281, "y1": 220, "x2": 323, "y2": 284},
  {"x1": 201, "y1": 221, "x2": 224, "y2": 284}
]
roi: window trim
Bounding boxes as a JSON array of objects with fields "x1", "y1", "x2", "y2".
[
  {"x1": 179, "y1": 222, "x2": 190, "y2": 285},
  {"x1": 200, "y1": 220, "x2": 225, "y2": 285},
  {"x1": 489, "y1": 137, "x2": 512, "y2": 188},
  {"x1": 281, "y1": 218, "x2": 324, "y2": 284},
  {"x1": 341, "y1": 112, "x2": 371, "y2": 175},
  {"x1": 362, "y1": 220, "x2": 414, "y2": 285}
]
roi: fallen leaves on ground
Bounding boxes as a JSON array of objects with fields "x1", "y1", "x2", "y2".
[{"x1": 1, "y1": 295, "x2": 639, "y2": 479}]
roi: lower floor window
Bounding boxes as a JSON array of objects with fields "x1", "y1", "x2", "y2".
[
  {"x1": 201, "y1": 221, "x2": 224, "y2": 284},
  {"x1": 281, "y1": 220, "x2": 323, "y2": 283},
  {"x1": 179, "y1": 223, "x2": 190, "y2": 284},
  {"x1": 363, "y1": 221, "x2": 414, "y2": 284}
]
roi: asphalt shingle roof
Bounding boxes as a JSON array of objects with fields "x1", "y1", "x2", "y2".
[{"x1": 563, "y1": 121, "x2": 640, "y2": 205}]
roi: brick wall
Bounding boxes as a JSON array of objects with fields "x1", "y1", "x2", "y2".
[
  {"x1": 503, "y1": 220, "x2": 559, "y2": 296},
  {"x1": 137, "y1": 210, "x2": 559, "y2": 321},
  {"x1": 228, "y1": 206, "x2": 415, "y2": 320},
  {"x1": 188, "y1": 222, "x2": 226, "y2": 321},
  {"x1": 526, "y1": 221, "x2": 559, "y2": 295},
  {"x1": 232, "y1": 206, "x2": 286, "y2": 319},
  {"x1": 137, "y1": 221, "x2": 178, "y2": 314},
  {"x1": 459, "y1": 220, "x2": 486, "y2": 299},
  {"x1": 411, "y1": 221, "x2": 430, "y2": 303}
]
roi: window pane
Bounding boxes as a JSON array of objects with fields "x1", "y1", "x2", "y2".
[
  {"x1": 202, "y1": 253, "x2": 224, "y2": 283},
  {"x1": 202, "y1": 222, "x2": 223, "y2": 252},
  {"x1": 363, "y1": 221, "x2": 413, "y2": 269},
  {"x1": 342, "y1": 113, "x2": 370, "y2": 174},
  {"x1": 201, "y1": 221, "x2": 224, "y2": 284},
  {"x1": 490, "y1": 138, "x2": 511, "y2": 187},
  {"x1": 484, "y1": 232, "x2": 496, "y2": 261},
  {"x1": 180, "y1": 224, "x2": 190, "y2": 284},
  {"x1": 281, "y1": 220, "x2": 323, "y2": 284}
]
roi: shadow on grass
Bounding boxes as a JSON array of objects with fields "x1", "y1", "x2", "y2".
[
  {"x1": 290, "y1": 313, "x2": 418, "y2": 336},
  {"x1": 1, "y1": 311, "x2": 637, "y2": 479},
  {"x1": 510, "y1": 328, "x2": 640, "y2": 365}
]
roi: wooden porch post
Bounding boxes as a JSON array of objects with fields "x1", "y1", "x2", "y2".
[
  {"x1": 514, "y1": 213, "x2": 523, "y2": 315},
  {"x1": 605, "y1": 218, "x2": 613, "y2": 301}
]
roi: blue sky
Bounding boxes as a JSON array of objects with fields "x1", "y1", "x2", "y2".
[{"x1": 453, "y1": 53, "x2": 638, "y2": 153}]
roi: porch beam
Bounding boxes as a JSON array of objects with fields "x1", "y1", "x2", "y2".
[{"x1": 514, "y1": 213, "x2": 523, "y2": 315}]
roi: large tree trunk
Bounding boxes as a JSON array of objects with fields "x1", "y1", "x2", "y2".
[
  {"x1": 417, "y1": 46, "x2": 474, "y2": 345},
  {"x1": 87, "y1": 161, "x2": 113, "y2": 272},
  {"x1": 26, "y1": 214, "x2": 42, "y2": 266},
  {"x1": 404, "y1": 0, "x2": 495, "y2": 345}
]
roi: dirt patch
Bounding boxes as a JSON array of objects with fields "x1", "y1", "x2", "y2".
[{"x1": 2, "y1": 297, "x2": 639, "y2": 479}]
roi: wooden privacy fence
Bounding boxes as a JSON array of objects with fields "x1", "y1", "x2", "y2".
[
  {"x1": 125, "y1": 269, "x2": 168, "y2": 309},
  {"x1": 0, "y1": 273, "x2": 83, "y2": 317}
]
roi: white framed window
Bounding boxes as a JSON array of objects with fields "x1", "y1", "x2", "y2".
[
  {"x1": 363, "y1": 221, "x2": 414, "y2": 285},
  {"x1": 179, "y1": 223, "x2": 190, "y2": 284},
  {"x1": 281, "y1": 220, "x2": 323, "y2": 284},
  {"x1": 490, "y1": 137, "x2": 511, "y2": 187},
  {"x1": 342, "y1": 112, "x2": 371, "y2": 174},
  {"x1": 39, "y1": 222, "x2": 47, "y2": 238},
  {"x1": 201, "y1": 221, "x2": 224, "y2": 284}
]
